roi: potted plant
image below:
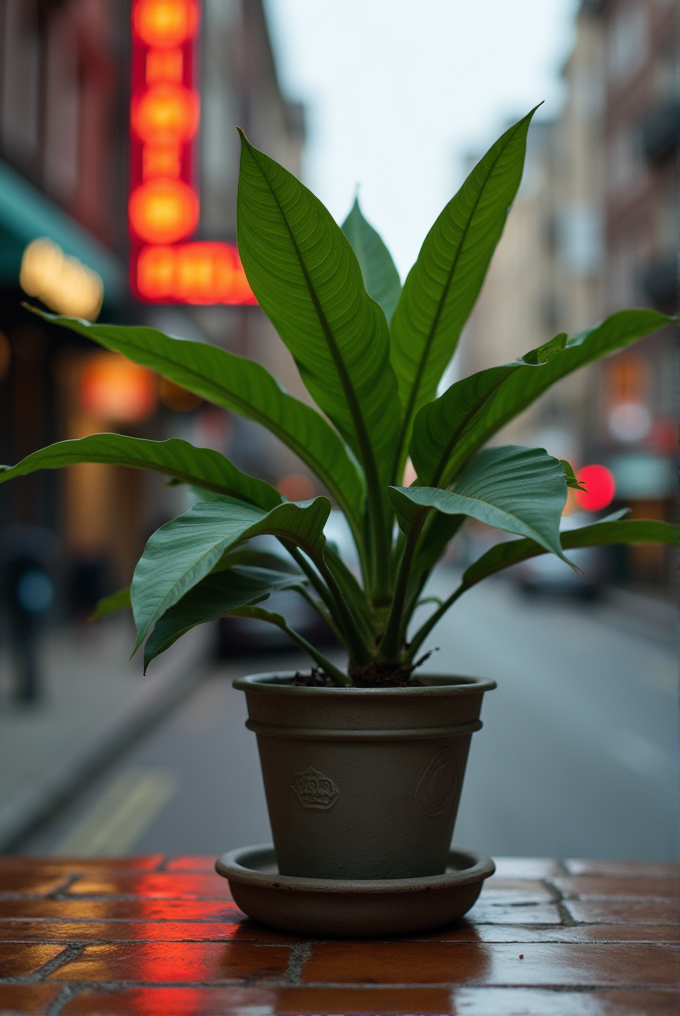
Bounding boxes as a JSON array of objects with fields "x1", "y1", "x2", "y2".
[{"x1": 2, "y1": 109, "x2": 676, "y2": 932}]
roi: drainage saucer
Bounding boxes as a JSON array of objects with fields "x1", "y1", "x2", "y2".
[{"x1": 215, "y1": 843, "x2": 495, "y2": 937}]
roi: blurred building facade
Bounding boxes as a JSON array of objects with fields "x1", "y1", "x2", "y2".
[
  {"x1": 0, "y1": 0, "x2": 305, "y2": 612},
  {"x1": 461, "y1": 0, "x2": 677, "y2": 592}
]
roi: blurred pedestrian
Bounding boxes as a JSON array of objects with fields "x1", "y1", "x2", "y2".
[{"x1": 1, "y1": 526, "x2": 56, "y2": 703}]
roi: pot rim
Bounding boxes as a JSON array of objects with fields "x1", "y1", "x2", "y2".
[
  {"x1": 216, "y1": 843, "x2": 496, "y2": 893},
  {"x1": 233, "y1": 671, "x2": 497, "y2": 696}
]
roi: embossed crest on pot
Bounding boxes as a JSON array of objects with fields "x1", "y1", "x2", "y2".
[
  {"x1": 415, "y1": 749, "x2": 460, "y2": 817},
  {"x1": 291, "y1": 767, "x2": 339, "y2": 810}
]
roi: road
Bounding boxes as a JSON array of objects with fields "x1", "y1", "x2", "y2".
[{"x1": 21, "y1": 570, "x2": 677, "y2": 861}]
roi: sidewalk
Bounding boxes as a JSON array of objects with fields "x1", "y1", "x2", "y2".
[{"x1": 0, "y1": 616, "x2": 211, "y2": 852}]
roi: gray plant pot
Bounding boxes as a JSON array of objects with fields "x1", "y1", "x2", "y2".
[{"x1": 233, "y1": 672, "x2": 496, "y2": 880}]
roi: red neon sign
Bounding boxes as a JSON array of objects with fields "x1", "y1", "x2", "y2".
[{"x1": 129, "y1": 0, "x2": 255, "y2": 304}]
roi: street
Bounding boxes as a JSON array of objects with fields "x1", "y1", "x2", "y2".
[{"x1": 21, "y1": 569, "x2": 677, "y2": 862}]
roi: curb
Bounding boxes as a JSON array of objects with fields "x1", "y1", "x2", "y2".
[{"x1": 0, "y1": 626, "x2": 211, "y2": 852}]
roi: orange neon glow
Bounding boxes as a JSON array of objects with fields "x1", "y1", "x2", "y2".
[
  {"x1": 143, "y1": 142, "x2": 181, "y2": 178},
  {"x1": 81, "y1": 354, "x2": 156, "y2": 422},
  {"x1": 133, "y1": 0, "x2": 198, "y2": 48},
  {"x1": 129, "y1": 178, "x2": 199, "y2": 244},
  {"x1": 131, "y1": 83, "x2": 199, "y2": 144},
  {"x1": 136, "y1": 243, "x2": 256, "y2": 304},
  {"x1": 146, "y1": 48, "x2": 183, "y2": 84}
]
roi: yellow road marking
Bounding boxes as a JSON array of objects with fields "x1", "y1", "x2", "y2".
[{"x1": 51, "y1": 767, "x2": 177, "y2": 856}]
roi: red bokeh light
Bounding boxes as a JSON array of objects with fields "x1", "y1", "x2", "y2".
[
  {"x1": 131, "y1": 83, "x2": 199, "y2": 144},
  {"x1": 129, "y1": 178, "x2": 199, "y2": 244},
  {"x1": 575, "y1": 464, "x2": 616, "y2": 512},
  {"x1": 133, "y1": 0, "x2": 198, "y2": 48}
]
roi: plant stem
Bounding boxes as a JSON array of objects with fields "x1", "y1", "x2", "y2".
[
  {"x1": 405, "y1": 582, "x2": 467, "y2": 662},
  {"x1": 280, "y1": 540, "x2": 336, "y2": 614},
  {"x1": 268, "y1": 615, "x2": 352, "y2": 686},
  {"x1": 376, "y1": 511, "x2": 426, "y2": 662},
  {"x1": 315, "y1": 555, "x2": 374, "y2": 667}
]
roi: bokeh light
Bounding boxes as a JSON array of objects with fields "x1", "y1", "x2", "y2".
[
  {"x1": 131, "y1": 83, "x2": 199, "y2": 144},
  {"x1": 81, "y1": 354, "x2": 156, "y2": 422},
  {"x1": 129, "y1": 178, "x2": 199, "y2": 244},
  {"x1": 133, "y1": 0, "x2": 198, "y2": 48},
  {"x1": 575, "y1": 464, "x2": 616, "y2": 512}
]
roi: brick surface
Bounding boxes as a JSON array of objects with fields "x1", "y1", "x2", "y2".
[
  {"x1": 0, "y1": 856, "x2": 676, "y2": 1016},
  {"x1": 61, "y1": 985, "x2": 456, "y2": 1014},
  {"x1": 0, "y1": 898, "x2": 240, "y2": 921},
  {"x1": 0, "y1": 919, "x2": 299, "y2": 943},
  {"x1": 302, "y1": 941, "x2": 679, "y2": 987},
  {"x1": 47, "y1": 941, "x2": 291, "y2": 983},
  {"x1": 565, "y1": 899, "x2": 680, "y2": 925},
  {"x1": 564, "y1": 859, "x2": 678, "y2": 879},
  {"x1": 65, "y1": 872, "x2": 226, "y2": 898},
  {"x1": 491, "y1": 857, "x2": 565, "y2": 878},
  {"x1": 0, "y1": 855, "x2": 165, "y2": 874},
  {"x1": 0, "y1": 942, "x2": 68, "y2": 977},
  {"x1": 419, "y1": 923, "x2": 680, "y2": 944},
  {"x1": 479, "y1": 877, "x2": 556, "y2": 904},
  {"x1": 0, "y1": 984, "x2": 61, "y2": 1014},
  {"x1": 163, "y1": 856, "x2": 217, "y2": 872},
  {"x1": 0, "y1": 873, "x2": 67, "y2": 896},
  {"x1": 463, "y1": 902, "x2": 562, "y2": 924},
  {"x1": 551, "y1": 876, "x2": 679, "y2": 901},
  {"x1": 59, "y1": 985, "x2": 680, "y2": 1016}
]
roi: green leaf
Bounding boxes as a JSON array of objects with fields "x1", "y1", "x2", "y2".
[
  {"x1": 441, "y1": 309, "x2": 675, "y2": 482},
  {"x1": 143, "y1": 566, "x2": 302, "y2": 670},
  {"x1": 236, "y1": 132, "x2": 400, "y2": 487},
  {"x1": 410, "y1": 338, "x2": 567, "y2": 485},
  {"x1": 341, "y1": 198, "x2": 401, "y2": 324},
  {"x1": 131, "y1": 496, "x2": 331, "y2": 652},
  {"x1": 460, "y1": 516, "x2": 680, "y2": 590},
  {"x1": 390, "y1": 445, "x2": 570, "y2": 562},
  {"x1": 0, "y1": 435, "x2": 282, "y2": 512},
  {"x1": 389, "y1": 107, "x2": 539, "y2": 452},
  {"x1": 90, "y1": 586, "x2": 131, "y2": 621},
  {"x1": 560, "y1": 459, "x2": 587, "y2": 492},
  {"x1": 24, "y1": 308, "x2": 365, "y2": 528}
]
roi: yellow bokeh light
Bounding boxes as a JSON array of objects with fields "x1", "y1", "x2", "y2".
[{"x1": 20, "y1": 238, "x2": 103, "y2": 321}]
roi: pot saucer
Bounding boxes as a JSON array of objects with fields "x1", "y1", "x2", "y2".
[{"x1": 215, "y1": 843, "x2": 495, "y2": 937}]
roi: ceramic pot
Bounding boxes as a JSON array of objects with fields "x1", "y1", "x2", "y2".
[{"x1": 233, "y1": 672, "x2": 496, "y2": 880}]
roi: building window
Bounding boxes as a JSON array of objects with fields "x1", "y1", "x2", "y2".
[{"x1": 607, "y1": 2, "x2": 647, "y2": 86}]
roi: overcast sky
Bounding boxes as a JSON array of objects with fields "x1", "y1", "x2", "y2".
[{"x1": 263, "y1": 0, "x2": 579, "y2": 277}]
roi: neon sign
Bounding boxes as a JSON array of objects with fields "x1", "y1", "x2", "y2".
[{"x1": 129, "y1": 0, "x2": 255, "y2": 304}]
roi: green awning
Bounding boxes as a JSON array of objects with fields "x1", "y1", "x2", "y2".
[{"x1": 0, "y1": 160, "x2": 125, "y2": 303}]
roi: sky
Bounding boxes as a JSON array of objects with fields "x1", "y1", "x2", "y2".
[{"x1": 263, "y1": 0, "x2": 579, "y2": 278}]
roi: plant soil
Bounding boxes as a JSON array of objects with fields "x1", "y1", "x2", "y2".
[{"x1": 290, "y1": 665, "x2": 425, "y2": 688}]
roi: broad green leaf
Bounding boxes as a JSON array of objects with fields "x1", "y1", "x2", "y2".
[
  {"x1": 90, "y1": 586, "x2": 131, "y2": 621},
  {"x1": 442, "y1": 309, "x2": 674, "y2": 483},
  {"x1": 236, "y1": 132, "x2": 400, "y2": 486},
  {"x1": 131, "y1": 496, "x2": 331, "y2": 651},
  {"x1": 389, "y1": 107, "x2": 539, "y2": 451},
  {"x1": 25, "y1": 309, "x2": 365, "y2": 526},
  {"x1": 0, "y1": 435, "x2": 282, "y2": 512},
  {"x1": 390, "y1": 446, "x2": 569, "y2": 562},
  {"x1": 460, "y1": 517, "x2": 679, "y2": 590},
  {"x1": 341, "y1": 198, "x2": 401, "y2": 324},
  {"x1": 144, "y1": 566, "x2": 302, "y2": 670},
  {"x1": 410, "y1": 336, "x2": 567, "y2": 485}
]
